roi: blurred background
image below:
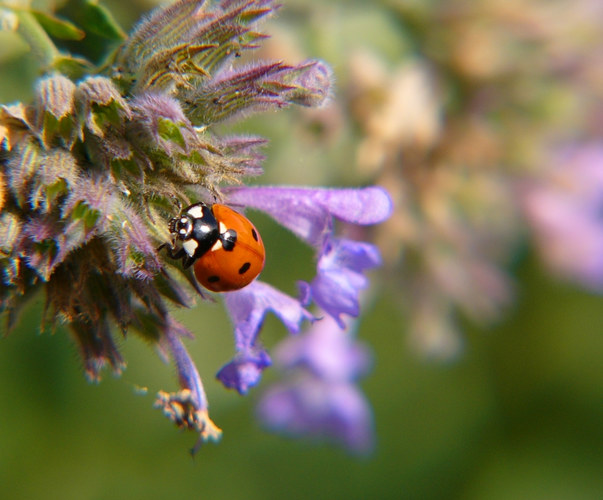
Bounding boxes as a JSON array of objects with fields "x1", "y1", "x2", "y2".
[{"x1": 1, "y1": 0, "x2": 602, "y2": 498}]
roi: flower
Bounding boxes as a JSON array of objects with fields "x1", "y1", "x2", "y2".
[
  {"x1": 299, "y1": 236, "x2": 382, "y2": 327},
  {"x1": 522, "y1": 143, "x2": 603, "y2": 292},
  {"x1": 223, "y1": 185, "x2": 393, "y2": 247},
  {"x1": 257, "y1": 316, "x2": 375, "y2": 454},
  {"x1": 215, "y1": 185, "x2": 391, "y2": 398},
  {"x1": 210, "y1": 184, "x2": 391, "y2": 451},
  {"x1": 155, "y1": 316, "x2": 222, "y2": 453},
  {"x1": 218, "y1": 280, "x2": 314, "y2": 394}
]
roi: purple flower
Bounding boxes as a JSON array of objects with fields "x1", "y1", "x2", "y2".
[
  {"x1": 215, "y1": 348, "x2": 272, "y2": 396},
  {"x1": 155, "y1": 316, "x2": 222, "y2": 452},
  {"x1": 299, "y1": 236, "x2": 382, "y2": 327},
  {"x1": 522, "y1": 143, "x2": 603, "y2": 291},
  {"x1": 257, "y1": 316, "x2": 375, "y2": 454},
  {"x1": 224, "y1": 185, "x2": 391, "y2": 326},
  {"x1": 218, "y1": 280, "x2": 314, "y2": 394},
  {"x1": 224, "y1": 185, "x2": 393, "y2": 246},
  {"x1": 214, "y1": 186, "x2": 391, "y2": 395},
  {"x1": 271, "y1": 314, "x2": 371, "y2": 380},
  {"x1": 213, "y1": 185, "x2": 391, "y2": 453}
]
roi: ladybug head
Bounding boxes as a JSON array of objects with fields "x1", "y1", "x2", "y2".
[{"x1": 168, "y1": 214, "x2": 194, "y2": 241}]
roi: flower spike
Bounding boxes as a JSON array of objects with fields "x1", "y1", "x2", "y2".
[{"x1": 0, "y1": 0, "x2": 389, "y2": 453}]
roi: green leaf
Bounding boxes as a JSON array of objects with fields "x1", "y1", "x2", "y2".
[
  {"x1": 186, "y1": 150, "x2": 206, "y2": 165},
  {"x1": 41, "y1": 112, "x2": 76, "y2": 149},
  {"x1": 71, "y1": 201, "x2": 101, "y2": 230},
  {"x1": 51, "y1": 54, "x2": 94, "y2": 80},
  {"x1": 157, "y1": 117, "x2": 186, "y2": 149},
  {"x1": 31, "y1": 10, "x2": 85, "y2": 40},
  {"x1": 90, "y1": 100, "x2": 123, "y2": 131},
  {"x1": 15, "y1": 10, "x2": 60, "y2": 66},
  {"x1": 45, "y1": 178, "x2": 68, "y2": 209},
  {"x1": 41, "y1": 112, "x2": 59, "y2": 148},
  {"x1": 79, "y1": 0, "x2": 126, "y2": 40},
  {"x1": 34, "y1": 238, "x2": 58, "y2": 259},
  {"x1": 111, "y1": 158, "x2": 143, "y2": 180}
]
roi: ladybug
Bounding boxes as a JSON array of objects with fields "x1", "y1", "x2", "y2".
[{"x1": 161, "y1": 202, "x2": 265, "y2": 292}]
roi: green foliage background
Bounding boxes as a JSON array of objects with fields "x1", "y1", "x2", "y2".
[{"x1": 1, "y1": 1, "x2": 602, "y2": 498}]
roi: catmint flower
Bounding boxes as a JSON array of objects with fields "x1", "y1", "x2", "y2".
[
  {"x1": 222, "y1": 185, "x2": 392, "y2": 247},
  {"x1": 522, "y1": 143, "x2": 603, "y2": 292},
  {"x1": 0, "y1": 0, "x2": 391, "y2": 452},
  {"x1": 299, "y1": 236, "x2": 383, "y2": 328},
  {"x1": 217, "y1": 185, "x2": 391, "y2": 395},
  {"x1": 257, "y1": 315, "x2": 375, "y2": 454},
  {"x1": 218, "y1": 280, "x2": 315, "y2": 394}
]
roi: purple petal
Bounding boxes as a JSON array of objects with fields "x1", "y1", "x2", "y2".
[
  {"x1": 215, "y1": 348, "x2": 271, "y2": 395},
  {"x1": 258, "y1": 374, "x2": 374, "y2": 454},
  {"x1": 224, "y1": 280, "x2": 314, "y2": 349},
  {"x1": 274, "y1": 315, "x2": 372, "y2": 381},
  {"x1": 156, "y1": 316, "x2": 222, "y2": 450},
  {"x1": 219, "y1": 281, "x2": 314, "y2": 392},
  {"x1": 223, "y1": 185, "x2": 393, "y2": 246},
  {"x1": 303, "y1": 237, "x2": 382, "y2": 327},
  {"x1": 162, "y1": 316, "x2": 208, "y2": 411},
  {"x1": 257, "y1": 316, "x2": 374, "y2": 453}
]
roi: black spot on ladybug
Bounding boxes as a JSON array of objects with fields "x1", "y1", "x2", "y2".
[
  {"x1": 251, "y1": 229, "x2": 259, "y2": 242},
  {"x1": 238, "y1": 262, "x2": 251, "y2": 275},
  {"x1": 208, "y1": 275, "x2": 220, "y2": 283}
]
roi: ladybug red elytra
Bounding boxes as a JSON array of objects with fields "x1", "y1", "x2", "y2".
[{"x1": 160, "y1": 202, "x2": 265, "y2": 292}]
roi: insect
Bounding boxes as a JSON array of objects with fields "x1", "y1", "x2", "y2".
[{"x1": 160, "y1": 202, "x2": 265, "y2": 292}]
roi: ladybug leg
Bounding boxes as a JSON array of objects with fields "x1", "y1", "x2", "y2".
[
  {"x1": 156, "y1": 242, "x2": 171, "y2": 254},
  {"x1": 158, "y1": 242, "x2": 187, "y2": 261},
  {"x1": 181, "y1": 254, "x2": 195, "y2": 269},
  {"x1": 158, "y1": 243, "x2": 196, "y2": 269}
]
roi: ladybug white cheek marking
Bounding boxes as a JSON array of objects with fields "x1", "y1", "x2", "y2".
[
  {"x1": 218, "y1": 221, "x2": 227, "y2": 233},
  {"x1": 211, "y1": 239, "x2": 223, "y2": 251},
  {"x1": 183, "y1": 238, "x2": 198, "y2": 257},
  {"x1": 187, "y1": 206, "x2": 204, "y2": 218}
]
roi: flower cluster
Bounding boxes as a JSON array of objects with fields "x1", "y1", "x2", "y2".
[
  {"x1": 282, "y1": 0, "x2": 603, "y2": 358},
  {"x1": 0, "y1": 0, "x2": 391, "y2": 453}
]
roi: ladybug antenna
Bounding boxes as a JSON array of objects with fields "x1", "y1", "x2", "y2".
[{"x1": 173, "y1": 196, "x2": 182, "y2": 211}]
